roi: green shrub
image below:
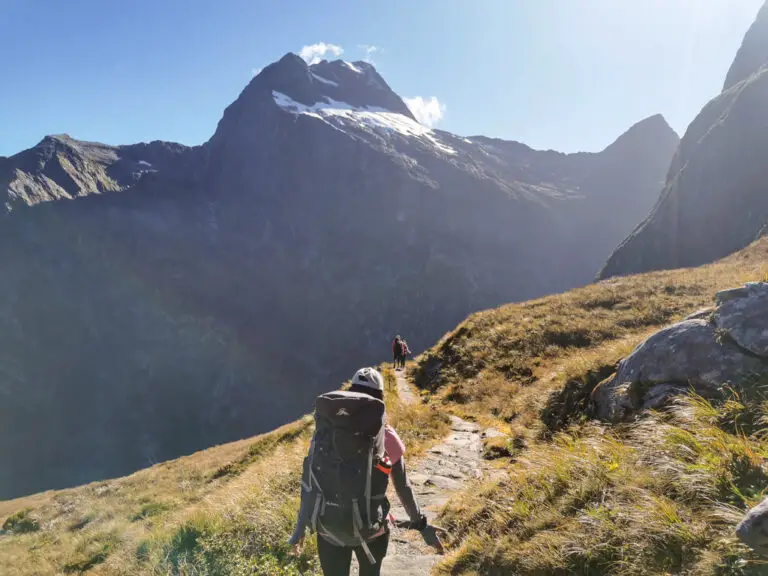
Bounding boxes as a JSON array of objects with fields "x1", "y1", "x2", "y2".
[
  {"x1": 130, "y1": 501, "x2": 172, "y2": 521},
  {"x1": 2, "y1": 508, "x2": 40, "y2": 534}
]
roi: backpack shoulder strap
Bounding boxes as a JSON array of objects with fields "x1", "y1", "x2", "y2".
[{"x1": 303, "y1": 432, "x2": 317, "y2": 492}]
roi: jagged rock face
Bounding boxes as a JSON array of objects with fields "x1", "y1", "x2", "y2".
[
  {"x1": 0, "y1": 135, "x2": 202, "y2": 210},
  {"x1": 724, "y1": 1, "x2": 768, "y2": 91},
  {"x1": 591, "y1": 282, "x2": 768, "y2": 422},
  {"x1": 0, "y1": 54, "x2": 677, "y2": 499},
  {"x1": 600, "y1": 2, "x2": 768, "y2": 279}
]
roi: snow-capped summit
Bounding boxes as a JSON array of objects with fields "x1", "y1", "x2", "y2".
[
  {"x1": 209, "y1": 52, "x2": 460, "y2": 157},
  {"x1": 307, "y1": 59, "x2": 414, "y2": 118},
  {"x1": 248, "y1": 53, "x2": 414, "y2": 120}
]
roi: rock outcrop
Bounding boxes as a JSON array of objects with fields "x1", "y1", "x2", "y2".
[
  {"x1": 0, "y1": 54, "x2": 678, "y2": 499},
  {"x1": 600, "y1": 1, "x2": 768, "y2": 279},
  {"x1": 592, "y1": 282, "x2": 768, "y2": 421},
  {"x1": 737, "y1": 496, "x2": 768, "y2": 556}
]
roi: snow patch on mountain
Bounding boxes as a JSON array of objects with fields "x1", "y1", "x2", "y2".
[
  {"x1": 342, "y1": 61, "x2": 363, "y2": 74},
  {"x1": 272, "y1": 91, "x2": 456, "y2": 155},
  {"x1": 311, "y1": 73, "x2": 339, "y2": 87}
]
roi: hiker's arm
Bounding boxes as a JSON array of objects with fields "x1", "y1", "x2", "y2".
[
  {"x1": 288, "y1": 455, "x2": 312, "y2": 545},
  {"x1": 288, "y1": 438, "x2": 315, "y2": 545},
  {"x1": 391, "y1": 456, "x2": 425, "y2": 527}
]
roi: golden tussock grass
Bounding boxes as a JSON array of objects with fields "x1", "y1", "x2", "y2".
[
  {"x1": 410, "y1": 238, "x2": 768, "y2": 574},
  {"x1": 6, "y1": 238, "x2": 768, "y2": 574},
  {"x1": 0, "y1": 365, "x2": 446, "y2": 575},
  {"x1": 0, "y1": 417, "x2": 315, "y2": 575},
  {"x1": 435, "y1": 393, "x2": 768, "y2": 575}
]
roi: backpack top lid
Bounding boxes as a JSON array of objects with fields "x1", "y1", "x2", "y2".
[{"x1": 315, "y1": 390, "x2": 385, "y2": 437}]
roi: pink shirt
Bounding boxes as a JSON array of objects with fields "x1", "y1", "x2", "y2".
[{"x1": 384, "y1": 425, "x2": 405, "y2": 464}]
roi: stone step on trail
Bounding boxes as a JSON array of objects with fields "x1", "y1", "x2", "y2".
[{"x1": 351, "y1": 370, "x2": 498, "y2": 575}]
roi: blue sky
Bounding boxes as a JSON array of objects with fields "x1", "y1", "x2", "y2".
[{"x1": 0, "y1": 0, "x2": 763, "y2": 156}]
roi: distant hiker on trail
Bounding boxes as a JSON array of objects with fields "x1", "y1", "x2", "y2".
[
  {"x1": 398, "y1": 338, "x2": 411, "y2": 369},
  {"x1": 392, "y1": 335, "x2": 403, "y2": 369},
  {"x1": 392, "y1": 335, "x2": 411, "y2": 370},
  {"x1": 289, "y1": 367, "x2": 434, "y2": 576}
]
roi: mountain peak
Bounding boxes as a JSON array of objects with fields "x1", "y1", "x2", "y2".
[
  {"x1": 621, "y1": 113, "x2": 674, "y2": 135},
  {"x1": 634, "y1": 113, "x2": 671, "y2": 129},
  {"x1": 277, "y1": 52, "x2": 305, "y2": 66},
  {"x1": 627, "y1": 114, "x2": 676, "y2": 140},
  {"x1": 723, "y1": 1, "x2": 768, "y2": 91},
  {"x1": 244, "y1": 53, "x2": 414, "y2": 120},
  {"x1": 42, "y1": 133, "x2": 73, "y2": 142},
  {"x1": 35, "y1": 134, "x2": 76, "y2": 150},
  {"x1": 601, "y1": 113, "x2": 679, "y2": 156}
]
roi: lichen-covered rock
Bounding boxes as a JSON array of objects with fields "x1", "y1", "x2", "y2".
[
  {"x1": 683, "y1": 307, "x2": 715, "y2": 321},
  {"x1": 615, "y1": 319, "x2": 762, "y2": 387},
  {"x1": 716, "y1": 286, "x2": 753, "y2": 305},
  {"x1": 592, "y1": 283, "x2": 768, "y2": 421},
  {"x1": 640, "y1": 383, "x2": 688, "y2": 411},
  {"x1": 737, "y1": 496, "x2": 768, "y2": 556},
  {"x1": 715, "y1": 282, "x2": 768, "y2": 357}
]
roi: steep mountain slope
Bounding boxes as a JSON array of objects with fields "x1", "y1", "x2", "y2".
[
  {"x1": 3, "y1": 239, "x2": 768, "y2": 576},
  {"x1": 0, "y1": 54, "x2": 677, "y2": 499},
  {"x1": 724, "y1": 1, "x2": 768, "y2": 91},
  {"x1": 601, "y1": 1, "x2": 768, "y2": 279}
]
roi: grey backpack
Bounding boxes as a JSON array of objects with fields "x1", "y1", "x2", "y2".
[{"x1": 307, "y1": 390, "x2": 390, "y2": 563}]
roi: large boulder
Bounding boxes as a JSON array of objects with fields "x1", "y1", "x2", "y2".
[
  {"x1": 737, "y1": 496, "x2": 768, "y2": 556},
  {"x1": 591, "y1": 282, "x2": 768, "y2": 421}
]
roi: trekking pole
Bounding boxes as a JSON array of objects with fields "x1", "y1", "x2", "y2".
[{"x1": 392, "y1": 519, "x2": 447, "y2": 554}]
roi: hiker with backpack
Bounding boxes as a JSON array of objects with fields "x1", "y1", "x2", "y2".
[
  {"x1": 398, "y1": 338, "x2": 411, "y2": 369},
  {"x1": 392, "y1": 335, "x2": 403, "y2": 369},
  {"x1": 288, "y1": 367, "x2": 431, "y2": 575}
]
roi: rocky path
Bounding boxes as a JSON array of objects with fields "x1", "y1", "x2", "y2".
[{"x1": 352, "y1": 370, "x2": 495, "y2": 575}]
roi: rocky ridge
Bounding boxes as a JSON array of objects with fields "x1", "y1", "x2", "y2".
[{"x1": 601, "y1": 0, "x2": 768, "y2": 278}]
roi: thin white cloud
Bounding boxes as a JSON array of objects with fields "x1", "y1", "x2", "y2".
[
  {"x1": 299, "y1": 42, "x2": 344, "y2": 65},
  {"x1": 251, "y1": 67, "x2": 262, "y2": 77},
  {"x1": 358, "y1": 44, "x2": 379, "y2": 64},
  {"x1": 404, "y1": 96, "x2": 446, "y2": 127}
]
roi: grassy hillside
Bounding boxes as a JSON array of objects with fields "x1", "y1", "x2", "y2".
[
  {"x1": 4, "y1": 239, "x2": 768, "y2": 575},
  {"x1": 0, "y1": 369, "x2": 447, "y2": 575},
  {"x1": 413, "y1": 238, "x2": 768, "y2": 574}
]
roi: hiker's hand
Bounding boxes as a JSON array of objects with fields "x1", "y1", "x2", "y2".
[
  {"x1": 420, "y1": 524, "x2": 446, "y2": 554},
  {"x1": 393, "y1": 515, "x2": 428, "y2": 531},
  {"x1": 289, "y1": 538, "x2": 304, "y2": 557}
]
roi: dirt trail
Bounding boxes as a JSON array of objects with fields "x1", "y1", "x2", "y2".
[{"x1": 352, "y1": 370, "x2": 497, "y2": 575}]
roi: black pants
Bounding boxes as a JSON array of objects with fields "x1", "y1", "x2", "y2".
[
  {"x1": 317, "y1": 532, "x2": 389, "y2": 576},
  {"x1": 393, "y1": 354, "x2": 403, "y2": 368}
]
